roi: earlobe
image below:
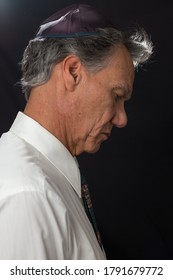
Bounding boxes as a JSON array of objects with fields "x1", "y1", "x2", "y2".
[{"x1": 63, "y1": 55, "x2": 82, "y2": 91}]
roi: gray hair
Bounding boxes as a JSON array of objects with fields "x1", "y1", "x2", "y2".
[{"x1": 20, "y1": 27, "x2": 153, "y2": 100}]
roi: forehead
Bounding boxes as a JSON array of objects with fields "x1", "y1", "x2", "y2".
[{"x1": 104, "y1": 44, "x2": 135, "y2": 89}]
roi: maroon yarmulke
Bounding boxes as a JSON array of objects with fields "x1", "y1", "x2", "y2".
[{"x1": 36, "y1": 3, "x2": 116, "y2": 38}]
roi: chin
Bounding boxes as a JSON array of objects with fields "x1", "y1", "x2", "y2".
[{"x1": 85, "y1": 143, "x2": 101, "y2": 154}]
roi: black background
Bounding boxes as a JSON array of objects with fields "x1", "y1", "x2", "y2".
[{"x1": 0, "y1": 0, "x2": 173, "y2": 259}]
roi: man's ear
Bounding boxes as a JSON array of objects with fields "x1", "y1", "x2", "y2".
[{"x1": 62, "y1": 55, "x2": 82, "y2": 91}]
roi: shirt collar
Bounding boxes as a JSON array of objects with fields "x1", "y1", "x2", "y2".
[{"x1": 10, "y1": 111, "x2": 81, "y2": 197}]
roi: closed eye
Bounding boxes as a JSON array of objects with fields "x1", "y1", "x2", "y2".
[
  {"x1": 112, "y1": 84, "x2": 132, "y2": 102},
  {"x1": 114, "y1": 95, "x2": 124, "y2": 102}
]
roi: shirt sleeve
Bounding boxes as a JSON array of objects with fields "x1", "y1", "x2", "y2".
[{"x1": 0, "y1": 189, "x2": 70, "y2": 259}]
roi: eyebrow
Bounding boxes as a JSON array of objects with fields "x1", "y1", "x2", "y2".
[{"x1": 112, "y1": 84, "x2": 132, "y2": 100}]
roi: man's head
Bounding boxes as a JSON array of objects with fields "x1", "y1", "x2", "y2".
[{"x1": 21, "y1": 4, "x2": 153, "y2": 155}]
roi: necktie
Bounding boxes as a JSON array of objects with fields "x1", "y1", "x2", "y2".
[{"x1": 80, "y1": 170, "x2": 103, "y2": 250}]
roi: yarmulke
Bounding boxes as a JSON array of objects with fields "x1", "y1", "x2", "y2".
[{"x1": 36, "y1": 3, "x2": 115, "y2": 38}]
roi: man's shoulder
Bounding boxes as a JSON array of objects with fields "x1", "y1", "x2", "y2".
[
  {"x1": 0, "y1": 130, "x2": 72, "y2": 201},
  {"x1": 0, "y1": 131, "x2": 45, "y2": 198}
]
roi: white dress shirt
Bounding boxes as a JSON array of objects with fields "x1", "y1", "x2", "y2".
[{"x1": 0, "y1": 112, "x2": 106, "y2": 260}]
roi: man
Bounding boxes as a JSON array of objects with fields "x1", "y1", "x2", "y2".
[{"x1": 0, "y1": 3, "x2": 153, "y2": 259}]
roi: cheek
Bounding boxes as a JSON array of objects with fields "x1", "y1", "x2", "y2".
[
  {"x1": 88, "y1": 111, "x2": 113, "y2": 134},
  {"x1": 97, "y1": 103, "x2": 115, "y2": 124},
  {"x1": 77, "y1": 86, "x2": 115, "y2": 130}
]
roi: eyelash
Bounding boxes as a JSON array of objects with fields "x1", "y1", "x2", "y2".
[{"x1": 114, "y1": 95, "x2": 123, "y2": 101}]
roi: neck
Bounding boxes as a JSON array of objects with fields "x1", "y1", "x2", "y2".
[{"x1": 24, "y1": 85, "x2": 75, "y2": 156}]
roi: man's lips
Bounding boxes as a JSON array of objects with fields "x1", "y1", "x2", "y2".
[{"x1": 101, "y1": 132, "x2": 111, "y2": 139}]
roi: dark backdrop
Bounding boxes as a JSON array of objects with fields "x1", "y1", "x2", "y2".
[{"x1": 0, "y1": 0, "x2": 172, "y2": 259}]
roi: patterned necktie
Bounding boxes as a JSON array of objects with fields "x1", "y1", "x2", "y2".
[{"x1": 80, "y1": 169, "x2": 103, "y2": 250}]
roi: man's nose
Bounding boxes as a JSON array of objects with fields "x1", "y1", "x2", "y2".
[{"x1": 111, "y1": 104, "x2": 128, "y2": 128}]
